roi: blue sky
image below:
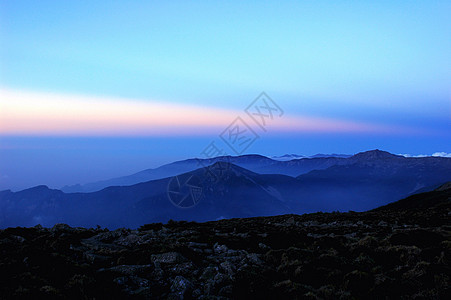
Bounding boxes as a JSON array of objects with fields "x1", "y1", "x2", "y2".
[{"x1": 0, "y1": 1, "x2": 450, "y2": 190}]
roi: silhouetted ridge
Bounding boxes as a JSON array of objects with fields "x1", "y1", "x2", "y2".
[
  {"x1": 23, "y1": 185, "x2": 50, "y2": 191},
  {"x1": 203, "y1": 161, "x2": 259, "y2": 176},
  {"x1": 351, "y1": 149, "x2": 401, "y2": 160},
  {"x1": 374, "y1": 181, "x2": 451, "y2": 211},
  {"x1": 435, "y1": 181, "x2": 451, "y2": 192},
  {"x1": 2, "y1": 149, "x2": 451, "y2": 228}
]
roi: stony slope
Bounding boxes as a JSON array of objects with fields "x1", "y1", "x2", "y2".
[{"x1": 1, "y1": 189, "x2": 449, "y2": 299}]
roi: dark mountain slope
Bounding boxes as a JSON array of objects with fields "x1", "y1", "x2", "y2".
[
  {"x1": 295, "y1": 153, "x2": 451, "y2": 211},
  {"x1": 374, "y1": 181, "x2": 451, "y2": 211},
  {"x1": 0, "y1": 163, "x2": 296, "y2": 229}
]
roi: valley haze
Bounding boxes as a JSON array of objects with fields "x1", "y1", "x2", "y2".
[{"x1": 1, "y1": 150, "x2": 450, "y2": 229}]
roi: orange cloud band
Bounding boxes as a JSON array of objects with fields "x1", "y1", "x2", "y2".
[{"x1": 0, "y1": 89, "x2": 418, "y2": 136}]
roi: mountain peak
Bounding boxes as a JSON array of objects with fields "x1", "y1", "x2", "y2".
[
  {"x1": 25, "y1": 185, "x2": 50, "y2": 191},
  {"x1": 205, "y1": 161, "x2": 258, "y2": 177},
  {"x1": 435, "y1": 181, "x2": 451, "y2": 192},
  {"x1": 351, "y1": 149, "x2": 401, "y2": 160}
]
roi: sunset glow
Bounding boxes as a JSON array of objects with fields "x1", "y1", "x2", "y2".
[
  {"x1": 1, "y1": 1, "x2": 449, "y2": 191},
  {"x1": 0, "y1": 89, "x2": 420, "y2": 136}
]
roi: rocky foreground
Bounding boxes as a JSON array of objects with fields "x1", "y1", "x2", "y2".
[{"x1": 0, "y1": 194, "x2": 450, "y2": 299}]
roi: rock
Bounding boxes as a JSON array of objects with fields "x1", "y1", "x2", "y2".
[
  {"x1": 113, "y1": 276, "x2": 150, "y2": 295},
  {"x1": 203, "y1": 282, "x2": 215, "y2": 296},
  {"x1": 87, "y1": 229, "x2": 128, "y2": 244},
  {"x1": 200, "y1": 266, "x2": 218, "y2": 280},
  {"x1": 192, "y1": 288, "x2": 202, "y2": 298},
  {"x1": 39, "y1": 285, "x2": 61, "y2": 296},
  {"x1": 218, "y1": 285, "x2": 233, "y2": 297},
  {"x1": 303, "y1": 291, "x2": 318, "y2": 299},
  {"x1": 51, "y1": 223, "x2": 73, "y2": 233},
  {"x1": 129, "y1": 276, "x2": 150, "y2": 288},
  {"x1": 80, "y1": 237, "x2": 124, "y2": 252},
  {"x1": 187, "y1": 242, "x2": 208, "y2": 248},
  {"x1": 100, "y1": 264, "x2": 153, "y2": 276},
  {"x1": 220, "y1": 261, "x2": 236, "y2": 277},
  {"x1": 344, "y1": 270, "x2": 373, "y2": 296},
  {"x1": 152, "y1": 252, "x2": 188, "y2": 264},
  {"x1": 354, "y1": 254, "x2": 375, "y2": 269},
  {"x1": 285, "y1": 216, "x2": 296, "y2": 225},
  {"x1": 389, "y1": 230, "x2": 443, "y2": 248},
  {"x1": 402, "y1": 261, "x2": 430, "y2": 279},
  {"x1": 168, "y1": 262, "x2": 195, "y2": 275},
  {"x1": 187, "y1": 241, "x2": 208, "y2": 254},
  {"x1": 225, "y1": 249, "x2": 242, "y2": 257},
  {"x1": 357, "y1": 236, "x2": 378, "y2": 248},
  {"x1": 213, "y1": 243, "x2": 228, "y2": 253},
  {"x1": 378, "y1": 220, "x2": 388, "y2": 226},
  {"x1": 84, "y1": 253, "x2": 111, "y2": 265},
  {"x1": 258, "y1": 242, "x2": 270, "y2": 250},
  {"x1": 22, "y1": 256, "x2": 29, "y2": 267},
  {"x1": 378, "y1": 245, "x2": 421, "y2": 266},
  {"x1": 10, "y1": 235, "x2": 26, "y2": 244},
  {"x1": 246, "y1": 253, "x2": 263, "y2": 265},
  {"x1": 115, "y1": 234, "x2": 143, "y2": 247},
  {"x1": 170, "y1": 276, "x2": 193, "y2": 298},
  {"x1": 317, "y1": 285, "x2": 336, "y2": 298},
  {"x1": 33, "y1": 224, "x2": 44, "y2": 230},
  {"x1": 214, "y1": 272, "x2": 228, "y2": 283},
  {"x1": 152, "y1": 264, "x2": 165, "y2": 281}
]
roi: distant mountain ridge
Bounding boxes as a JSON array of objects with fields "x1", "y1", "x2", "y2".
[
  {"x1": 1, "y1": 150, "x2": 450, "y2": 229},
  {"x1": 294, "y1": 152, "x2": 451, "y2": 211},
  {"x1": 350, "y1": 149, "x2": 401, "y2": 160},
  {"x1": 0, "y1": 163, "x2": 298, "y2": 228},
  {"x1": 60, "y1": 150, "x2": 387, "y2": 193},
  {"x1": 61, "y1": 154, "x2": 275, "y2": 193},
  {"x1": 271, "y1": 153, "x2": 351, "y2": 161}
]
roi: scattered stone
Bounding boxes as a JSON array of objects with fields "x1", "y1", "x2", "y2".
[
  {"x1": 0, "y1": 204, "x2": 449, "y2": 299},
  {"x1": 151, "y1": 252, "x2": 188, "y2": 264},
  {"x1": 100, "y1": 264, "x2": 153, "y2": 276},
  {"x1": 285, "y1": 216, "x2": 295, "y2": 225},
  {"x1": 220, "y1": 261, "x2": 236, "y2": 277},
  {"x1": 170, "y1": 276, "x2": 193, "y2": 298},
  {"x1": 258, "y1": 242, "x2": 270, "y2": 250},
  {"x1": 213, "y1": 243, "x2": 228, "y2": 253},
  {"x1": 51, "y1": 223, "x2": 73, "y2": 233},
  {"x1": 10, "y1": 235, "x2": 26, "y2": 243},
  {"x1": 246, "y1": 253, "x2": 263, "y2": 265},
  {"x1": 200, "y1": 266, "x2": 218, "y2": 281},
  {"x1": 84, "y1": 253, "x2": 111, "y2": 265}
]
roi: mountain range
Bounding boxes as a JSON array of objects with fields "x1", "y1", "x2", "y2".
[
  {"x1": 1, "y1": 150, "x2": 450, "y2": 229},
  {"x1": 60, "y1": 150, "x2": 385, "y2": 193}
]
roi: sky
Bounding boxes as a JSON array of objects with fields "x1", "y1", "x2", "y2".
[{"x1": 0, "y1": 1, "x2": 450, "y2": 190}]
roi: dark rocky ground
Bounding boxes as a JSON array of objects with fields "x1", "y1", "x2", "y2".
[{"x1": 1, "y1": 189, "x2": 450, "y2": 299}]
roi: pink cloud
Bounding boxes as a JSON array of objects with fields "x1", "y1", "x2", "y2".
[{"x1": 0, "y1": 89, "x2": 421, "y2": 136}]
